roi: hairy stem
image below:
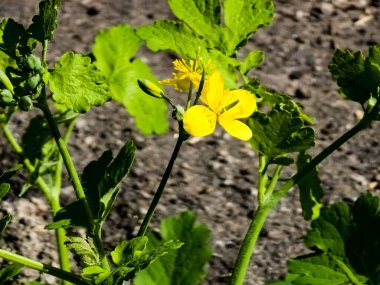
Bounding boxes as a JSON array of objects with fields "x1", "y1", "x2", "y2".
[
  {"x1": 0, "y1": 249, "x2": 89, "y2": 285},
  {"x1": 137, "y1": 137, "x2": 184, "y2": 236},
  {"x1": 230, "y1": 112, "x2": 374, "y2": 285}
]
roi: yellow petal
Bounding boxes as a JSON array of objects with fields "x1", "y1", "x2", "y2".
[
  {"x1": 218, "y1": 116, "x2": 253, "y2": 141},
  {"x1": 200, "y1": 71, "x2": 224, "y2": 112},
  {"x1": 221, "y1": 89, "x2": 256, "y2": 119},
  {"x1": 183, "y1": 105, "x2": 217, "y2": 137}
]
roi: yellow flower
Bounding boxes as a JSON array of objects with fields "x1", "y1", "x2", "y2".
[
  {"x1": 183, "y1": 71, "x2": 256, "y2": 141},
  {"x1": 160, "y1": 58, "x2": 212, "y2": 92}
]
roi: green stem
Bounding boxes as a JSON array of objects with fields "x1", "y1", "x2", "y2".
[
  {"x1": 257, "y1": 155, "x2": 268, "y2": 205},
  {"x1": 186, "y1": 84, "x2": 193, "y2": 110},
  {"x1": 229, "y1": 205, "x2": 272, "y2": 285},
  {"x1": 0, "y1": 249, "x2": 89, "y2": 285},
  {"x1": 42, "y1": 40, "x2": 49, "y2": 67},
  {"x1": 230, "y1": 112, "x2": 375, "y2": 285},
  {"x1": 0, "y1": 123, "x2": 72, "y2": 284},
  {"x1": 265, "y1": 164, "x2": 282, "y2": 199},
  {"x1": 38, "y1": 100, "x2": 109, "y2": 270},
  {"x1": 137, "y1": 137, "x2": 184, "y2": 236}
]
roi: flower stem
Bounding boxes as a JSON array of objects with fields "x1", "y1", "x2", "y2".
[
  {"x1": 0, "y1": 249, "x2": 89, "y2": 285},
  {"x1": 229, "y1": 112, "x2": 374, "y2": 285},
  {"x1": 137, "y1": 137, "x2": 184, "y2": 236}
]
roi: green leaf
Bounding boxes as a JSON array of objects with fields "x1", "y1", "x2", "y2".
[
  {"x1": 102, "y1": 236, "x2": 182, "y2": 284},
  {"x1": 223, "y1": 0, "x2": 274, "y2": 51},
  {"x1": 134, "y1": 211, "x2": 212, "y2": 285},
  {"x1": 45, "y1": 199, "x2": 90, "y2": 229},
  {"x1": 82, "y1": 265, "x2": 110, "y2": 284},
  {"x1": 248, "y1": 104, "x2": 315, "y2": 158},
  {"x1": 46, "y1": 52, "x2": 111, "y2": 113},
  {"x1": 0, "y1": 183, "x2": 10, "y2": 200},
  {"x1": 167, "y1": 0, "x2": 221, "y2": 44},
  {"x1": 137, "y1": 20, "x2": 202, "y2": 58},
  {"x1": 271, "y1": 193, "x2": 380, "y2": 284},
  {"x1": 0, "y1": 50, "x2": 16, "y2": 72},
  {"x1": 0, "y1": 213, "x2": 12, "y2": 236},
  {"x1": 65, "y1": 236, "x2": 99, "y2": 268},
  {"x1": 0, "y1": 18, "x2": 26, "y2": 58},
  {"x1": 297, "y1": 152, "x2": 323, "y2": 221},
  {"x1": 240, "y1": 50, "x2": 265, "y2": 75},
  {"x1": 0, "y1": 164, "x2": 23, "y2": 184},
  {"x1": 82, "y1": 140, "x2": 136, "y2": 221},
  {"x1": 93, "y1": 25, "x2": 168, "y2": 134},
  {"x1": 329, "y1": 48, "x2": 380, "y2": 105},
  {"x1": 0, "y1": 263, "x2": 23, "y2": 283},
  {"x1": 28, "y1": 0, "x2": 61, "y2": 42}
]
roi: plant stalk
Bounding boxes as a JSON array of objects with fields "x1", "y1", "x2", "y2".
[
  {"x1": 137, "y1": 137, "x2": 184, "y2": 236},
  {"x1": 229, "y1": 111, "x2": 375, "y2": 285},
  {"x1": 0, "y1": 249, "x2": 89, "y2": 285}
]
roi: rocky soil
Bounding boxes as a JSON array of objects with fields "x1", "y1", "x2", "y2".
[{"x1": 0, "y1": 0, "x2": 379, "y2": 284}]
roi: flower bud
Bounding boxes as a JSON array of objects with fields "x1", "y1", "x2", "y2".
[
  {"x1": 27, "y1": 74, "x2": 41, "y2": 90},
  {"x1": 138, "y1": 79, "x2": 165, "y2": 98},
  {"x1": 25, "y1": 54, "x2": 42, "y2": 71},
  {"x1": 18, "y1": 96, "x2": 33, "y2": 111},
  {"x1": 0, "y1": 89, "x2": 15, "y2": 105}
]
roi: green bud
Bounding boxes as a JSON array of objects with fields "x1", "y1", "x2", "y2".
[
  {"x1": 27, "y1": 73, "x2": 41, "y2": 90},
  {"x1": 25, "y1": 55, "x2": 42, "y2": 71},
  {"x1": 0, "y1": 89, "x2": 15, "y2": 105},
  {"x1": 138, "y1": 79, "x2": 165, "y2": 98},
  {"x1": 18, "y1": 96, "x2": 33, "y2": 111}
]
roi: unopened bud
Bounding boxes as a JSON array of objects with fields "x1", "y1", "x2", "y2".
[
  {"x1": 138, "y1": 79, "x2": 165, "y2": 98},
  {"x1": 27, "y1": 74, "x2": 41, "y2": 90},
  {"x1": 0, "y1": 89, "x2": 15, "y2": 105},
  {"x1": 25, "y1": 55, "x2": 42, "y2": 71},
  {"x1": 18, "y1": 96, "x2": 33, "y2": 111}
]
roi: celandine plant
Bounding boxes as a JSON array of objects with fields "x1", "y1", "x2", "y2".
[{"x1": 0, "y1": 0, "x2": 379, "y2": 285}]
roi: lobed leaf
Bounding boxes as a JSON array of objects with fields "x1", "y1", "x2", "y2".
[
  {"x1": 93, "y1": 24, "x2": 168, "y2": 134},
  {"x1": 240, "y1": 50, "x2": 265, "y2": 75},
  {"x1": 28, "y1": 0, "x2": 61, "y2": 42},
  {"x1": 46, "y1": 52, "x2": 111, "y2": 113},
  {"x1": 248, "y1": 103, "x2": 315, "y2": 159},
  {"x1": 65, "y1": 236, "x2": 99, "y2": 268},
  {"x1": 296, "y1": 152, "x2": 323, "y2": 221},
  {"x1": 0, "y1": 18, "x2": 25, "y2": 58},
  {"x1": 134, "y1": 211, "x2": 212, "y2": 285}
]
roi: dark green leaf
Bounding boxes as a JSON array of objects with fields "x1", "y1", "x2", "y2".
[
  {"x1": 271, "y1": 193, "x2": 380, "y2": 284},
  {"x1": 82, "y1": 141, "x2": 136, "y2": 222},
  {"x1": 0, "y1": 263, "x2": 23, "y2": 283},
  {"x1": 93, "y1": 25, "x2": 168, "y2": 134},
  {"x1": 223, "y1": 0, "x2": 274, "y2": 51},
  {"x1": 28, "y1": 0, "x2": 61, "y2": 42},
  {"x1": 0, "y1": 164, "x2": 22, "y2": 183},
  {"x1": 329, "y1": 48, "x2": 380, "y2": 105},
  {"x1": 45, "y1": 199, "x2": 90, "y2": 229},
  {"x1": 0, "y1": 18, "x2": 25, "y2": 58},
  {"x1": 297, "y1": 152, "x2": 323, "y2": 221},
  {"x1": 134, "y1": 211, "x2": 212, "y2": 285},
  {"x1": 65, "y1": 236, "x2": 99, "y2": 268},
  {"x1": 248, "y1": 104, "x2": 315, "y2": 158},
  {"x1": 167, "y1": 0, "x2": 221, "y2": 44},
  {"x1": 0, "y1": 213, "x2": 12, "y2": 236},
  {"x1": 46, "y1": 52, "x2": 111, "y2": 113},
  {"x1": 270, "y1": 157, "x2": 294, "y2": 166}
]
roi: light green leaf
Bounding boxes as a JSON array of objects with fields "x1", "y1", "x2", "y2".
[
  {"x1": 223, "y1": 0, "x2": 274, "y2": 51},
  {"x1": 248, "y1": 103, "x2": 315, "y2": 158},
  {"x1": 28, "y1": 0, "x2": 61, "y2": 42},
  {"x1": 65, "y1": 236, "x2": 99, "y2": 268},
  {"x1": 0, "y1": 50, "x2": 16, "y2": 72},
  {"x1": 134, "y1": 211, "x2": 212, "y2": 285},
  {"x1": 93, "y1": 25, "x2": 168, "y2": 134},
  {"x1": 82, "y1": 265, "x2": 110, "y2": 284},
  {"x1": 0, "y1": 183, "x2": 10, "y2": 200},
  {"x1": 47, "y1": 52, "x2": 111, "y2": 113},
  {"x1": 297, "y1": 152, "x2": 323, "y2": 221},
  {"x1": 102, "y1": 236, "x2": 182, "y2": 284},
  {"x1": 136, "y1": 20, "x2": 202, "y2": 58},
  {"x1": 240, "y1": 50, "x2": 265, "y2": 75},
  {"x1": 167, "y1": 0, "x2": 221, "y2": 44}
]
